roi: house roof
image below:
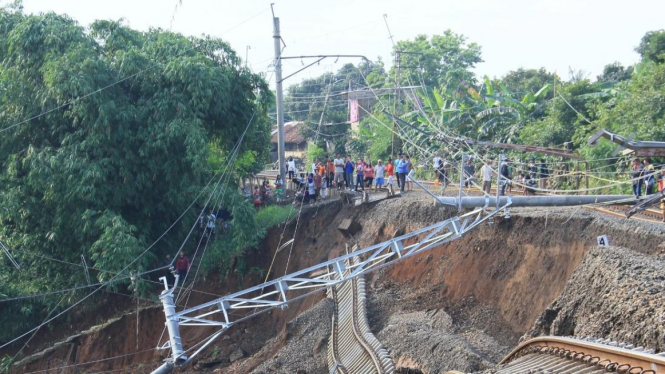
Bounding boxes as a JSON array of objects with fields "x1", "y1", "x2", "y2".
[{"x1": 271, "y1": 121, "x2": 306, "y2": 144}]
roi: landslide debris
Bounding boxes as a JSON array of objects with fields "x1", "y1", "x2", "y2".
[
  {"x1": 234, "y1": 299, "x2": 334, "y2": 374},
  {"x1": 524, "y1": 246, "x2": 665, "y2": 352}
]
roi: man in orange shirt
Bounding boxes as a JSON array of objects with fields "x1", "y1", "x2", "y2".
[
  {"x1": 385, "y1": 157, "x2": 395, "y2": 196},
  {"x1": 316, "y1": 160, "x2": 326, "y2": 178}
]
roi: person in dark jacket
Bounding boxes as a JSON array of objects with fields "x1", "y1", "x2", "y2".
[
  {"x1": 500, "y1": 159, "x2": 511, "y2": 196},
  {"x1": 538, "y1": 159, "x2": 549, "y2": 190},
  {"x1": 631, "y1": 158, "x2": 643, "y2": 197},
  {"x1": 175, "y1": 252, "x2": 190, "y2": 283}
]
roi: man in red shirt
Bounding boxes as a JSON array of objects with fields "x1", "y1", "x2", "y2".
[{"x1": 176, "y1": 251, "x2": 190, "y2": 283}]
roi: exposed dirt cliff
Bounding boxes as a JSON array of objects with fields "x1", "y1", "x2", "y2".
[{"x1": 7, "y1": 194, "x2": 665, "y2": 374}]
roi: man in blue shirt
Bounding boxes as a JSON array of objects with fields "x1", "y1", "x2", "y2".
[
  {"x1": 344, "y1": 156, "x2": 355, "y2": 190},
  {"x1": 396, "y1": 154, "x2": 410, "y2": 193}
]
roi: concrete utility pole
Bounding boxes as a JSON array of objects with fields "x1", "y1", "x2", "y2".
[
  {"x1": 273, "y1": 16, "x2": 286, "y2": 183},
  {"x1": 436, "y1": 195, "x2": 637, "y2": 209}
]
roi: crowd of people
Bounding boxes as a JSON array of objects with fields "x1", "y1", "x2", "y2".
[
  {"x1": 258, "y1": 152, "x2": 665, "y2": 220},
  {"x1": 276, "y1": 153, "x2": 422, "y2": 205},
  {"x1": 431, "y1": 156, "x2": 551, "y2": 196}
]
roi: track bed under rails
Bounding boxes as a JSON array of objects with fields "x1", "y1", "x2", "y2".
[
  {"x1": 327, "y1": 249, "x2": 395, "y2": 374},
  {"x1": 456, "y1": 336, "x2": 665, "y2": 374}
]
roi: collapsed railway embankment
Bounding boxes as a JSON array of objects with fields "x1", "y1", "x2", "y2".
[{"x1": 6, "y1": 194, "x2": 665, "y2": 374}]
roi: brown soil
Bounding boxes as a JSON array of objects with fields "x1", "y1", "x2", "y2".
[{"x1": 7, "y1": 194, "x2": 665, "y2": 374}]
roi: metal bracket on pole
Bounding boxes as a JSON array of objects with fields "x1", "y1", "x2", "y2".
[{"x1": 158, "y1": 275, "x2": 186, "y2": 368}]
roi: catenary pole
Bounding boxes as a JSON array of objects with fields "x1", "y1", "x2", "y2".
[{"x1": 273, "y1": 16, "x2": 286, "y2": 183}]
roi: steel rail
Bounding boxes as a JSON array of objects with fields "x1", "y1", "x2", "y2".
[
  {"x1": 327, "y1": 251, "x2": 394, "y2": 373},
  {"x1": 498, "y1": 336, "x2": 665, "y2": 373}
]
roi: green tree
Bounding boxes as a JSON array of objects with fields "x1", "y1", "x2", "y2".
[
  {"x1": 0, "y1": 8, "x2": 271, "y2": 345},
  {"x1": 501, "y1": 68, "x2": 557, "y2": 99},
  {"x1": 392, "y1": 31, "x2": 482, "y2": 89},
  {"x1": 636, "y1": 30, "x2": 665, "y2": 64},
  {"x1": 596, "y1": 62, "x2": 633, "y2": 83}
]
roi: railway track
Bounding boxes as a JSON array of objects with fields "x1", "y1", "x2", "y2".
[
  {"x1": 327, "y1": 249, "x2": 395, "y2": 374},
  {"x1": 448, "y1": 336, "x2": 665, "y2": 374}
]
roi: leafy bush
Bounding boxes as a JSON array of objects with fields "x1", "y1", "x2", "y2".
[{"x1": 255, "y1": 205, "x2": 297, "y2": 229}]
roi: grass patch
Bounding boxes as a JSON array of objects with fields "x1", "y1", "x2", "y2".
[{"x1": 255, "y1": 205, "x2": 297, "y2": 229}]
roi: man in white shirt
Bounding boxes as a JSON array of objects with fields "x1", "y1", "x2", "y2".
[
  {"x1": 287, "y1": 157, "x2": 296, "y2": 179},
  {"x1": 333, "y1": 153, "x2": 345, "y2": 191},
  {"x1": 480, "y1": 158, "x2": 494, "y2": 194},
  {"x1": 432, "y1": 156, "x2": 442, "y2": 170},
  {"x1": 206, "y1": 210, "x2": 216, "y2": 239},
  {"x1": 374, "y1": 160, "x2": 385, "y2": 190}
]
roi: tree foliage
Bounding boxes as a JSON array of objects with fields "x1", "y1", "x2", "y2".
[
  {"x1": 393, "y1": 31, "x2": 482, "y2": 88},
  {"x1": 0, "y1": 7, "x2": 272, "y2": 345}
]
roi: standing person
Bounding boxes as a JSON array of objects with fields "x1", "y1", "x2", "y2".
[
  {"x1": 313, "y1": 170, "x2": 323, "y2": 201},
  {"x1": 395, "y1": 153, "x2": 403, "y2": 190},
  {"x1": 355, "y1": 158, "x2": 366, "y2": 192},
  {"x1": 364, "y1": 162, "x2": 375, "y2": 189},
  {"x1": 435, "y1": 157, "x2": 446, "y2": 191},
  {"x1": 528, "y1": 159, "x2": 537, "y2": 180},
  {"x1": 375, "y1": 160, "x2": 385, "y2": 190},
  {"x1": 321, "y1": 178, "x2": 327, "y2": 200},
  {"x1": 326, "y1": 157, "x2": 335, "y2": 188},
  {"x1": 538, "y1": 159, "x2": 549, "y2": 190},
  {"x1": 500, "y1": 159, "x2": 511, "y2": 196},
  {"x1": 317, "y1": 159, "x2": 326, "y2": 178},
  {"x1": 287, "y1": 157, "x2": 296, "y2": 180},
  {"x1": 275, "y1": 183, "x2": 284, "y2": 203},
  {"x1": 397, "y1": 154, "x2": 409, "y2": 193},
  {"x1": 175, "y1": 252, "x2": 190, "y2": 283},
  {"x1": 307, "y1": 173, "x2": 316, "y2": 204},
  {"x1": 385, "y1": 158, "x2": 395, "y2": 195},
  {"x1": 311, "y1": 159, "x2": 318, "y2": 175},
  {"x1": 344, "y1": 156, "x2": 355, "y2": 190},
  {"x1": 432, "y1": 155, "x2": 443, "y2": 181},
  {"x1": 334, "y1": 153, "x2": 345, "y2": 191},
  {"x1": 253, "y1": 186, "x2": 262, "y2": 210},
  {"x1": 523, "y1": 175, "x2": 537, "y2": 195},
  {"x1": 643, "y1": 157, "x2": 656, "y2": 195},
  {"x1": 463, "y1": 158, "x2": 475, "y2": 187},
  {"x1": 480, "y1": 158, "x2": 494, "y2": 195},
  {"x1": 406, "y1": 157, "x2": 415, "y2": 191},
  {"x1": 631, "y1": 158, "x2": 643, "y2": 197}
]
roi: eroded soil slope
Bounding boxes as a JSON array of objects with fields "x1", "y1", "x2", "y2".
[
  {"x1": 8, "y1": 194, "x2": 665, "y2": 374},
  {"x1": 525, "y1": 246, "x2": 665, "y2": 351}
]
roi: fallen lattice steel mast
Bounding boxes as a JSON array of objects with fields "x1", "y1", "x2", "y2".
[{"x1": 151, "y1": 204, "x2": 511, "y2": 373}]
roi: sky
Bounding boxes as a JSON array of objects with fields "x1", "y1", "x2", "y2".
[{"x1": 7, "y1": 0, "x2": 665, "y2": 89}]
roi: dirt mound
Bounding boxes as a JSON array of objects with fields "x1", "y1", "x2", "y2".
[
  {"x1": 375, "y1": 308, "x2": 506, "y2": 373},
  {"x1": 524, "y1": 246, "x2": 665, "y2": 351},
  {"x1": 234, "y1": 299, "x2": 334, "y2": 374}
]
